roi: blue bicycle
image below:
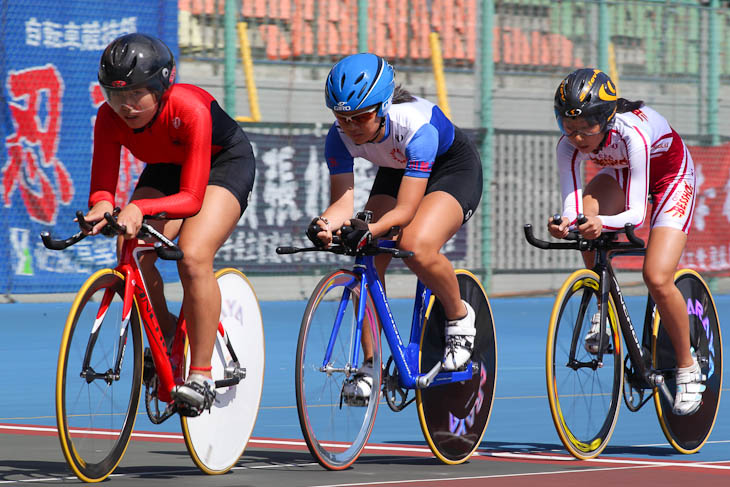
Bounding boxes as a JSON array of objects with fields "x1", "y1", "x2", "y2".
[{"x1": 277, "y1": 212, "x2": 497, "y2": 470}]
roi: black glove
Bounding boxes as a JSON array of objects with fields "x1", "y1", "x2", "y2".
[
  {"x1": 306, "y1": 217, "x2": 327, "y2": 248},
  {"x1": 340, "y1": 218, "x2": 372, "y2": 253}
]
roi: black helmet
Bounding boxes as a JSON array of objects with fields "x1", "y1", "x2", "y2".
[
  {"x1": 554, "y1": 68, "x2": 617, "y2": 133},
  {"x1": 98, "y1": 33, "x2": 175, "y2": 100}
]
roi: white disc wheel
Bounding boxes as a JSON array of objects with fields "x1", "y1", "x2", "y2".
[{"x1": 181, "y1": 268, "x2": 265, "y2": 474}]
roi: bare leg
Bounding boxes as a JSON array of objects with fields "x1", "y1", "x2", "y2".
[
  {"x1": 126, "y1": 187, "x2": 182, "y2": 340},
  {"x1": 643, "y1": 227, "x2": 692, "y2": 367},
  {"x1": 177, "y1": 186, "x2": 241, "y2": 379},
  {"x1": 399, "y1": 191, "x2": 465, "y2": 320}
]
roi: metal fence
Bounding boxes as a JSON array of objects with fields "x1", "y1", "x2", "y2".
[
  {"x1": 181, "y1": 0, "x2": 730, "y2": 279},
  {"x1": 179, "y1": 0, "x2": 730, "y2": 79}
]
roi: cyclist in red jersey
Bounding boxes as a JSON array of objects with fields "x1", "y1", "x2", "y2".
[
  {"x1": 83, "y1": 33, "x2": 256, "y2": 416},
  {"x1": 548, "y1": 68, "x2": 704, "y2": 415}
]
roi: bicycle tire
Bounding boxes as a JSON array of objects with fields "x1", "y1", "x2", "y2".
[
  {"x1": 56, "y1": 269, "x2": 143, "y2": 482},
  {"x1": 295, "y1": 270, "x2": 382, "y2": 470},
  {"x1": 652, "y1": 269, "x2": 723, "y2": 453},
  {"x1": 416, "y1": 270, "x2": 497, "y2": 464},
  {"x1": 181, "y1": 268, "x2": 265, "y2": 474},
  {"x1": 546, "y1": 269, "x2": 623, "y2": 460}
]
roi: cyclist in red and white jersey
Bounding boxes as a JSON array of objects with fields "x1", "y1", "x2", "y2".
[
  {"x1": 548, "y1": 68, "x2": 703, "y2": 415},
  {"x1": 83, "y1": 33, "x2": 256, "y2": 416}
]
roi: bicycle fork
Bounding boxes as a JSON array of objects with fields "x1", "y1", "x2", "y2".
[{"x1": 80, "y1": 285, "x2": 131, "y2": 385}]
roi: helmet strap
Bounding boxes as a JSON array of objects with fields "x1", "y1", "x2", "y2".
[
  {"x1": 595, "y1": 131, "x2": 610, "y2": 152},
  {"x1": 364, "y1": 116, "x2": 386, "y2": 144},
  {"x1": 132, "y1": 91, "x2": 167, "y2": 134}
]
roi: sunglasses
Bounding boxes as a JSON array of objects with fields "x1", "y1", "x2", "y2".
[
  {"x1": 559, "y1": 118, "x2": 604, "y2": 138},
  {"x1": 562, "y1": 126, "x2": 604, "y2": 137},
  {"x1": 334, "y1": 105, "x2": 378, "y2": 124}
]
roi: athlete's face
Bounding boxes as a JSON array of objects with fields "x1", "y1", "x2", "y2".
[
  {"x1": 333, "y1": 105, "x2": 381, "y2": 145},
  {"x1": 561, "y1": 117, "x2": 604, "y2": 153},
  {"x1": 105, "y1": 87, "x2": 158, "y2": 129}
]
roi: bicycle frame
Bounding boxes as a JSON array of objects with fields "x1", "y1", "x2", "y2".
[
  {"x1": 82, "y1": 239, "x2": 184, "y2": 403},
  {"x1": 585, "y1": 247, "x2": 673, "y2": 400},
  {"x1": 322, "y1": 243, "x2": 475, "y2": 390}
]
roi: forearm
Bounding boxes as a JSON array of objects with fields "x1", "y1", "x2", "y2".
[
  {"x1": 370, "y1": 207, "x2": 413, "y2": 237},
  {"x1": 321, "y1": 197, "x2": 353, "y2": 230}
]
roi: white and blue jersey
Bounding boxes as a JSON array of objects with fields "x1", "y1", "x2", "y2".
[{"x1": 325, "y1": 97, "x2": 455, "y2": 178}]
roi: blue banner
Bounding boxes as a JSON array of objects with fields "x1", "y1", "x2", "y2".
[{"x1": 1, "y1": 0, "x2": 177, "y2": 294}]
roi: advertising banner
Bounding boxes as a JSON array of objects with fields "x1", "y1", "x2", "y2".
[{"x1": 1, "y1": 1, "x2": 177, "y2": 293}]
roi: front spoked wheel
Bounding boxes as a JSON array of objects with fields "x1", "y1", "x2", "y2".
[
  {"x1": 295, "y1": 270, "x2": 382, "y2": 470},
  {"x1": 181, "y1": 268, "x2": 265, "y2": 474},
  {"x1": 652, "y1": 269, "x2": 723, "y2": 453},
  {"x1": 416, "y1": 270, "x2": 497, "y2": 464},
  {"x1": 546, "y1": 269, "x2": 623, "y2": 460},
  {"x1": 56, "y1": 269, "x2": 143, "y2": 482}
]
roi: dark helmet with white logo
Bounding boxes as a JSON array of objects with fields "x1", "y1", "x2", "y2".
[
  {"x1": 554, "y1": 68, "x2": 617, "y2": 134},
  {"x1": 98, "y1": 33, "x2": 175, "y2": 101}
]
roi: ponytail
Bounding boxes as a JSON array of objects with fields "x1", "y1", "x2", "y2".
[{"x1": 616, "y1": 98, "x2": 644, "y2": 114}]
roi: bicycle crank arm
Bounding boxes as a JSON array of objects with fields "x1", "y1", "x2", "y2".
[
  {"x1": 416, "y1": 362, "x2": 443, "y2": 388},
  {"x1": 215, "y1": 378, "x2": 240, "y2": 388},
  {"x1": 415, "y1": 361, "x2": 478, "y2": 389},
  {"x1": 216, "y1": 365, "x2": 246, "y2": 388},
  {"x1": 657, "y1": 382, "x2": 674, "y2": 405}
]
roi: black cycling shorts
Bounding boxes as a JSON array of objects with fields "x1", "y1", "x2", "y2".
[
  {"x1": 135, "y1": 133, "x2": 255, "y2": 217},
  {"x1": 369, "y1": 126, "x2": 483, "y2": 223}
]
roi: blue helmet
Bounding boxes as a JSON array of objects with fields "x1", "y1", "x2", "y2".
[{"x1": 325, "y1": 53, "x2": 395, "y2": 117}]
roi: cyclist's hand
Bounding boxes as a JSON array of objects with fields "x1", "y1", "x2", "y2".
[
  {"x1": 306, "y1": 217, "x2": 332, "y2": 248},
  {"x1": 116, "y1": 203, "x2": 144, "y2": 240},
  {"x1": 339, "y1": 218, "x2": 372, "y2": 253},
  {"x1": 82, "y1": 201, "x2": 115, "y2": 235},
  {"x1": 577, "y1": 215, "x2": 603, "y2": 240},
  {"x1": 547, "y1": 215, "x2": 570, "y2": 239}
]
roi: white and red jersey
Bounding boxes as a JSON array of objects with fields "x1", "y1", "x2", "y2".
[{"x1": 557, "y1": 105, "x2": 695, "y2": 233}]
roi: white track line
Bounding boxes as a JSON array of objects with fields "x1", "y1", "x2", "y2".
[{"x1": 2, "y1": 423, "x2": 730, "y2": 486}]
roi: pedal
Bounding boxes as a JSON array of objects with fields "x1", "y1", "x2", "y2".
[
  {"x1": 174, "y1": 402, "x2": 204, "y2": 418},
  {"x1": 340, "y1": 380, "x2": 369, "y2": 408}
]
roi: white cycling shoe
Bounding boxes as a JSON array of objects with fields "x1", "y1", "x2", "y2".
[
  {"x1": 171, "y1": 374, "x2": 216, "y2": 417},
  {"x1": 584, "y1": 312, "x2": 611, "y2": 354},
  {"x1": 342, "y1": 360, "x2": 374, "y2": 407},
  {"x1": 673, "y1": 355, "x2": 706, "y2": 416},
  {"x1": 442, "y1": 300, "x2": 476, "y2": 371}
]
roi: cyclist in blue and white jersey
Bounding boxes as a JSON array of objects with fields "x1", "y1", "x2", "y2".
[{"x1": 306, "y1": 53, "x2": 483, "y2": 400}]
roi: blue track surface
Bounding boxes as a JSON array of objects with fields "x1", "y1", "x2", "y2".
[{"x1": 2, "y1": 295, "x2": 729, "y2": 461}]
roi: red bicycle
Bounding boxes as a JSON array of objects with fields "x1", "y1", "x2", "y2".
[{"x1": 42, "y1": 211, "x2": 265, "y2": 482}]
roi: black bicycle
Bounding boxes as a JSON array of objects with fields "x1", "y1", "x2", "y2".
[{"x1": 524, "y1": 218, "x2": 722, "y2": 459}]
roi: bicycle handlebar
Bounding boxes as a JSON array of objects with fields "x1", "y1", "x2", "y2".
[
  {"x1": 524, "y1": 219, "x2": 645, "y2": 251},
  {"x1": 276, "y1": 234, "x2": 414, "y2": 259},
  {"x1": 278, "y1": 219, "x2": 414, "y2": 259},
  {"x1": 40, "y1": 229, "x2": 86, "y2": 250},
  {"x1": 40, "y1": 210, "x2": 184, "y2": 261}
]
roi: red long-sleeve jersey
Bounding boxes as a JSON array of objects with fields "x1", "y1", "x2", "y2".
[{"x1": 89, "y1": 83, "x2": 241, "y2": 218}]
